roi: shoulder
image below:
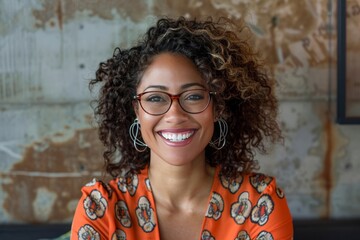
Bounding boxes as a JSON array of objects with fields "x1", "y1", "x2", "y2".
[
  {"x1": 80, "y1": 178, "x2": 117, "y2": 199},
  {"x1": 71, "y1": 175, "x2": 145, "y2": 234},
  {"x1": 71, "y1": 178, "x2": 126, "y2": 239},
  {"x1": 204, "y1": 168, "x2": 293, "y2": 239},
  {"x1": 71, "y1": 170, "x2": 155, "y2": 239},
  {"x1": 81, "y1": 170, "x2": 151, "y2": 197},
  {"x1": 246, "y1": 172, "x2": 280, "y2": 196},
  {"x1": 217, "y1": 170, "x2": 282, "y2": 196},
  {"x1": 215, "y1": 170, "x2": 288, "y2": 214},
  {"x1": 71, "y1": 178, "x2": 118, "y2": 239},
  {"x1": 78, "y1": 178, "x2": 119, "y2": 221},
  {"x1": 212, "y1": 171, "x2": 293, "y2": 235}
]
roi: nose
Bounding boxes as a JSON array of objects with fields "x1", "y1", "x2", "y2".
[{"x1": 164, "y1": 98, "x2": 189, "y2": 121}]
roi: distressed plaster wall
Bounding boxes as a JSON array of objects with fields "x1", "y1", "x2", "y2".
[{"x1": 0, "y1": 0, "x2": 359, "y2": 223}]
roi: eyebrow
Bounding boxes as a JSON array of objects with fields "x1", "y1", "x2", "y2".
[{"x1": 143, "y1": 83, "x2": 206, "y2": 92}]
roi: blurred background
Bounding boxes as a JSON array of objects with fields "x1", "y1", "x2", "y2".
[{"x1": 1, "y1": 0, "x2": 360, "y2": 237}]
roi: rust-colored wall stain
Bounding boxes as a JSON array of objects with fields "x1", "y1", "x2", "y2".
[
  {"x1": 1, "y1": 128, "x2": 105, "y2": 223},
  {"x1": 322, "y1": 112, "x2": 333, "y2": 218},
  {"x1": 32, "y1": 0, "x2": 148, "y2": 29},
  {"x1": 56, "y1": 0, "x2": 63, "y2": 30}
]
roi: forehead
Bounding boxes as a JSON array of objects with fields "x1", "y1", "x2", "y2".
[{"x1": 137, "y1": 53, "x2": 206, "y2": 92}]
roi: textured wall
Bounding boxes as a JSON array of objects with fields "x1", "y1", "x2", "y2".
[{"x1": 0, "y1": 0, "x2": 360, "y2": 223}]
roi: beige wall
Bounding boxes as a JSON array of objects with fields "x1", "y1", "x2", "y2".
[{"x1": 1, "y1": 0, "x2": 360, "y2": 223}]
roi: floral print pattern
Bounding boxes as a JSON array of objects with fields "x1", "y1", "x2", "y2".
[
  {"x1": 118, "y1": 174, "x2": 138, "y2": 196},
  {"x1": 201, "y1": 230, "x2": 215, "y2": 240},
  {"x1": 250, "y1": 174, "x2": 273, "y2": 193},
  {"x1": 78, "y1": 224, "x2": 100, "y2": 240},
  {"x1": 111, "y1": 229, "x2": 127, "y2": 240},
  {"x1": 256, "y1": 231, "x2": 274, "y2": 240},
  {"x1": 220, "y1": 174, "x2": 243, "y2": 194},
  {"x1": 251, "y1": 194, "x2": 274, "y2": 226},
  {"x1": 83, "y1": 190, "x2": 107, "y2": 220},
  {"x1": 205, "y1": 192, "x2": 224, "y2": 220},
  {"x1": 71, "y1": 167, "x2": 293, "y2": 240},
  {"x1": 115, "y1": 200, "x2": 132, "y2": 228},
  {"x1": 231, "y1": 192, "x2": 252, "y2": 224},
  {"x1": 135, "y1": 196, "x2": 156, "y2": 232},
  {"x1": 234, "y1": 230, "x2": 250, "y2": 240}
]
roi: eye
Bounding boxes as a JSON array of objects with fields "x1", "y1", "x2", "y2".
[
  {"x1": 187, "y1": 94, "x2": 204, "y2": 100},
  {"x1": 144, "y1": 92, "x2": 168, "y2": 103},
  {"x1": 183, "y1": 90, "x2": 205, "y2": 101}
]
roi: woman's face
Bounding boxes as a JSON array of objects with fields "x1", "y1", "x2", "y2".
[{"x1": 134, "y1": 53, "x2": 215, "y2": 167}]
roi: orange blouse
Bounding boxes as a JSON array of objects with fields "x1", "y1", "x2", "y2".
[{"x1": 71, "y1": 166, "x2": 293, "y2": 240}]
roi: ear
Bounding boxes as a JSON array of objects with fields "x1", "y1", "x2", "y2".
[{"x1": 132, "y1": 101, "x2": 139, "y2": 118}]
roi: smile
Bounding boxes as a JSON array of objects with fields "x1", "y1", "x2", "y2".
[{"x1": 158, "y1": 130, "x2": 195, "y2": 142}]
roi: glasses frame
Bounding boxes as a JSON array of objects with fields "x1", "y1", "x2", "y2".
[{"x1": 133, "y1": 89, "x2": 216, "y2": 116}]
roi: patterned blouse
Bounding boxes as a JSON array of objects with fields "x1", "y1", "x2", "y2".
[{"x1": 71, "y1": 166, "x2": 293, "y2": 240}]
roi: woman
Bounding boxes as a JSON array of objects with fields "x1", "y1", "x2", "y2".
[{"x1": 71, "y1": 16, "x2": 293, "y2": 240}]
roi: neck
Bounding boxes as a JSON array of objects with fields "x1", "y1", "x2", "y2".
[{"x1": 148, "y1": 157, "x2": 214, "y2": 212}]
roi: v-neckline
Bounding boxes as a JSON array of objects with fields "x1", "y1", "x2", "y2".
[{"x1": 143, "y1": 165, "x2": 219, "y2": 240}]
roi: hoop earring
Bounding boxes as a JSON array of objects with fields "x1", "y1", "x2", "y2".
[
  {"x1": 209, "y1": 118, "x2": 228, "y2": 150},
  {"x1": 129, "y1": 118, "x2": 147, "y2": 152}
]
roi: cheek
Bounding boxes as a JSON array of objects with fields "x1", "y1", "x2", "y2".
[
  {"x1": 138, "y1": 113, "x2": 158, "y2": 141},
  {"x1": 138, "y1": 111, "x2": 153, "y2": 125},
  {"x1": 201, "y1": 109, "x2": 216, "y2": 135},
  {"x1": 207, "y1": 104, "x2": 216, "y2": 123}
]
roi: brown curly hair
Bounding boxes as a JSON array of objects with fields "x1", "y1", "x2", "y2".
[{"x1": 90, "y1": 16, "x2": 282, "y2": 179}]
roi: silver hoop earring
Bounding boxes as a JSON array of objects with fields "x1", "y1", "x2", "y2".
[
  {"x1": 129, "y1": 118, "x2": 147, "y2": 152},
  {"x1": 209, "y1": 118, "x2": 228, "y2": 150}
]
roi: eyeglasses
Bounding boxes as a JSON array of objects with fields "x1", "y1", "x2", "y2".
[{"x1": 133, "y1": 89, "x2": 216, "y2": 116}]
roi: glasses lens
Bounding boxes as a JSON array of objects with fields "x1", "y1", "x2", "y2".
[
  {"x1": 139, "y1": 91, "x2": 171, "y2": 115},
  {"x1": 180, "y1": 89, "x2": 210, "y2": 113}
]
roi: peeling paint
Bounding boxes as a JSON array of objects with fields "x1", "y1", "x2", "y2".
[
  {"x1": 32, "y1": 0, "x2": 148, "y2": 29},
  {"x1": 32, "y1": 187, "x2": 57, "y2": 221},
  {"x1": 1, "y1": 128, "x2": 104, "y2": 223}
]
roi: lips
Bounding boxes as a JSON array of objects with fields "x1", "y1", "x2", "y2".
[{"x1": 158, "y1": 130, "x2": 195, "y2": 142}]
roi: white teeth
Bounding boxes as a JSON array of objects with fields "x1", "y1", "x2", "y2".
[{"x1": 161, "y1": 132, "x2": 193, "y2": 142}]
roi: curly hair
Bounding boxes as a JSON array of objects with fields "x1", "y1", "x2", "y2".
[{"x1": 90, "y1": 16, "x2": 282, "y2": 179}]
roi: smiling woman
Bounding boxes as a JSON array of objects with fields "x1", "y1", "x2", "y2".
[{"x1": 70, "y1": 16, "x2": 293, "y2": 240}]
